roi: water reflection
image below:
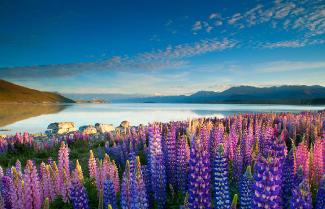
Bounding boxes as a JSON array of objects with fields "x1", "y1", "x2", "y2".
[
  {"x1": 0, "y1": 103, "x2": 324, "y2": 134},
  {"x1": 0, "y1": 104, "x2": 69, "y2": 128}
]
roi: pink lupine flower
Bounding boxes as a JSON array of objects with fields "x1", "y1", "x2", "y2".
[
  {"x1": 295, "y1": 142, "x2": 309, "y2": 177},
  {"x1": 58, "y1": 141, "x2": 70, "y2": 177},
  {"x1": 24, "y1": 160, "x2": 42, "y2": 209},
  {"x1": 58, "y1": 141, "x2": 71, "y2": 202},
  {"x1": 39, "y1": 162, "x2": 54, "y2": 201},
  {"x1": 45, "y1": 165, "x2": 56, "y2": 201},
  {"x1": 0, "y1": 166, "x2": 3, "y2": 178},
  {"x1": 110, "y1": 160, "x2": 120, "y2": 194},
  {"x1": 312, "y1": 138, "x2": 324, "y2": 185},
  {"x1": 227, "y1": 124, "x2": 238, "y2": 160},
  {"x1": 11, "y1": 167, "x2": 24, "y2": 209},
  {"x1": 50, "y1": 161, "x2": 61, "y2": 196},
  {"x1": 96, "y1": 160, "x2": 106, "y2": 194},
  {"x1": 88, "y1": 150, "x2": 97, "y2": 179}
]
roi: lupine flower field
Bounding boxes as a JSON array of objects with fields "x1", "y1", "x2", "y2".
[{"x1": 0, "y1": 111, "x2": 324, "y2": 209}]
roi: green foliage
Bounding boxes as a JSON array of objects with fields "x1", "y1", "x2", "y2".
[{"x1": 0, "y1": 143, "x2": 58, "y2": 168}]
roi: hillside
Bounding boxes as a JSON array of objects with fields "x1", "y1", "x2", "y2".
[
  {"x1": 118, "y1": 85, "x2": 325, "y2": 105},
  {"x1": 0, "y1": 79, "x2": 75, "y2": 103}
]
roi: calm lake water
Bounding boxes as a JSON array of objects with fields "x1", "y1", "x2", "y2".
[{"x1": 1, "y1": 103, "x2": 324, "y2": 134}]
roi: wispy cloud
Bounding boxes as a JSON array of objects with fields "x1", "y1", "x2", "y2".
[
  {"x1": 0, "y1": 38, "x2": 236, "y2": 79},
  {"x1": 192, "y1": 21, "x2": 202, "y2": 31},
  {"x1": 192, "y1": 0, "x2": 325, "y2": 47},
  {"x1": 256, "y1": 60, "x2": 325, "y2": 72},
  {"x1": 262, "y1": 39, "x2": 325, "y2": 48},
  {"x1": 137, "y1": 38, "x2": 236, "y2": 61}
]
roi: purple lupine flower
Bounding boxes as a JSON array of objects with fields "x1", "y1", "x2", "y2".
[
  {"x1": 5, "y1": 168, "x2": 12, "y2": 177},
  {"x1": 110, "y1": 160, "x2": 120, "y2": 194},
  {"x1": 281, "y1": 149, "x2": 294, "y2": 209},
  {"x1": 213, "y1": 144, "x2": 230, "y2": 209},
  {"x1": 290, "y1": 179, "x2": 312, "y2": 209},
  {"x1": 70, "y1": 176, "x2": 90, "y2": 209},
  {"x1": 271, "y1": 137, "x2": 286, "y2": 168},
  {"x1": 252, "y1": 155, "x2": 282, "y2": 208},
  {"x1": 40, "y1": 162, "x2": 50, "y2": 201},
  {"x1": 148, "y1": 125, "x2": 166, "y2": 209},
  {"x1": 11, "y1": 167, "x2": 24, "y2": 209},
  {"x1": 103, "y1": 179, "x2": 117, "y2": 209},
  {"x1": 239, "y1": 166, "x2": 253, "y2": 209},
  {"x1": 1, "y1": 176, "x2": 14, "y2": 209},
  {"x1": 24, "y1": 160, "x2": 42, "y2": 209},
  {"x1": 243, "y1": 123, "x2": 254, "y2": 167},
  {"x1": 188, "y1": 137, "x2": 212, "y2": 209},
  {"x1": 131, "y1": 156, "x2": 148, "y2": 209},
  {"x1": 15, "y1": 160, "x2": 21, "y2": 174},
  {"x1": 227, "y1": 124, "x2": 238, "y2": 160},
  {"x1": 58, "y1": 141, "x2": 71, "y2": 202},
  {"x1": 121, "y1": 160, "x2": 131, "y2": 209},
  {"x1": 165, "y1": 125, "x2": 177, "y2": 188},
  {"x1": 315, "y1": 175, "x2": 325, "y2": 209},
  {"x1": 176, "y1": 134, "x2": 189, "y2": 194},
  {"x1": 45, "y1": 165, "x2": 56, "y2": 201},
  {"x1": 260, "y1": 126, "x2": 274, "y2": 157},
  {"x1": 210, "y1": 124, "x2": 224, "y2": 163},
  {"x1": 141, "y1": 165, "x2": 151, "y2": 198},
  {"x1": 50, "y1": 161, "x2": 61, "y2": 197},
  {"x1": 95, "y1": 160, "x2": 105, "y2": 195},
  {"x1": 97, "y1": 146, "x2": 104, "y2": 160},
  {"x1": 294, "y1": 166, "x2": 304, "y2": 187},
  {"x1": 233, "y1": 144, "x2": 243, "y2": 184}
]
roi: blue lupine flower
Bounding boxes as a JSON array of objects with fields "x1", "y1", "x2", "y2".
[
  {"x1": 213, "y1": 144, "x2": 230, "y2": 209},
  {"x1": 239, "y1": 166, "x2": 253, "y2": 209}
]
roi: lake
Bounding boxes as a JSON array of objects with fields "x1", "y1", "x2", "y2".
[{"x1": 0, "y1": 103, "x2": 324, "y2": 134}]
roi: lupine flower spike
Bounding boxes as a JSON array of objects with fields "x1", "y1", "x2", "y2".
[
  {"x1": 70, "y1": 175, "x2": 90, "y2": 209},
  {"x1": 239, "y1": 166, "x2": 253, "y2": 209},
  {"x1": 213, "y1": 144, "x2": 230, "y2": 209},
  {"x1": 231, "y1": 194, "x2": 238, "y2": 209}
]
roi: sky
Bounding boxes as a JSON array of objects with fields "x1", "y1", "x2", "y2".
[{"x1": 0, "y1": 0, "x2": 325, "y2": 95}]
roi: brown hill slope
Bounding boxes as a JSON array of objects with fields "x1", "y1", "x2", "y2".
[{"x1": 0, "y1": 79, "x2": 75, "y2": 103}]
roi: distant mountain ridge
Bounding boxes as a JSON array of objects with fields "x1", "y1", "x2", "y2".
[
  {"x1": 0, "y1": 80, "x2": 75, "y2": 103},
  {"x1": 117, "y1": 85, "x2": 325, "y2": 105},
  {"x1": 65, "y1": 93, "x2": 150, "y2": 103}
]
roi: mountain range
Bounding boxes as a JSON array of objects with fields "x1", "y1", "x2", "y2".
[
  {"x1": 1, "y1": 79, "x2": 324, "y2": 105},
  {"x1": 67, "y1": 85, "x2": 325, "y2": 105}
]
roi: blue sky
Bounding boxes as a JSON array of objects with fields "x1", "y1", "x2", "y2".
[{"x1": 0, "y1": 0, "x2": 325, "y2": 95}]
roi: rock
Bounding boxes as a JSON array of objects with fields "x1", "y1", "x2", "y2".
[
  {"x1": 115, "y1": 126, "x2": 126, "y2": 134},
  {"x1": 95, "y1": 123, "x2": 114, "y2": 133},
  {"x1": 47, "y1": 122, "x2": 76, "y2": 134},
  {"x1": 120, "y1": 120, "x2": 130, "y2": 128},
  {"x1": 79, "y1": 125, "x2": 97, "y2": 134}
]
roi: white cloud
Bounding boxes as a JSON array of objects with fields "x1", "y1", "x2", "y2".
[
  {"x1": 256, "y1": 61, "x2": 325, "y2": 73},
  {"x1": 228, "y1": 13, "x2": 242, "y2": 25},
  {"x1": 209, "y1": 13, "x2": 220, "y2": 19},
  {"x1": 191, "y1": 0, "x2": 325, "y2": 40},
  {"x1": 206, "y1": 26, "x2": 213, "y2": 32},
  {"x1": 0, "y1": 39, "x2": 236, "y2": 78},
  {"x1": 262, "y1": 38, "x2": 325, "y2": 48},
  {"x1": 137, "y1": 38, "x2": 236, "y2": 61},
  {"x1": 263, "y1": 40, "x2": 305, "y2": 48},
  {"x1": 192, "y1": 21, "x2": 202, "y2": 31}
]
